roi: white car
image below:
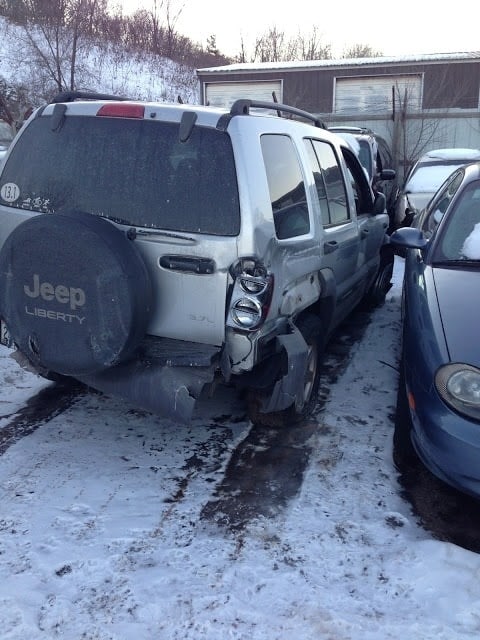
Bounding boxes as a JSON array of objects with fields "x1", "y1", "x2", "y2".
[{"x1": 394, "y1": 148, "x2": 480, "y2": 227}]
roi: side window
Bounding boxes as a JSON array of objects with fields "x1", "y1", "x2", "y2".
[
  {"x1": 310, "y1": 139, "x2": 349, "y2": 225},
  {"x1": 357, "y1": 139, "x2": 373, "y2": 181},
  {"x1": 341, "y1": 147, "x2": 373, "y2": 216},
  {"x1": 304, "y1": 140, "x2": 330, "y2": 226},
  {"x1": 261, "y1": 134, "x2": 310, "y2": 239}
]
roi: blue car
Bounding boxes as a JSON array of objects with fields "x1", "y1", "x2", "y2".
[{"x1": 391, "y1": 162, "x2": 480, "y2": 498}]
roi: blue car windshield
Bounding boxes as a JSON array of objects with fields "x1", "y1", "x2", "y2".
[{"x1": 434, "y1": 180, "x2": 480, "y2": 262}]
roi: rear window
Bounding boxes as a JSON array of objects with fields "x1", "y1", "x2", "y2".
[{"x1": 0, "y1": 114, "x2": 240, "y2": 236}]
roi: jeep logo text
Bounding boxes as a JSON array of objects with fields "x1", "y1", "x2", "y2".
[{"x1": 24, "y1": 274, "x2": 86, "y2": 310}]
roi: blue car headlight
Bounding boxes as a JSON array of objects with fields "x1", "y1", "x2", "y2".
[{"x1": 435, "y1": 364, "x2": 480, "y2": 421}]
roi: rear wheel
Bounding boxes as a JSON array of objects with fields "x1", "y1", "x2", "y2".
[
  {"x1": 363, "y1": 245, "x2": 394, "y2": 308},
  {"x1": 247, "y1": 314, "x2": 323, "y2": 427}
]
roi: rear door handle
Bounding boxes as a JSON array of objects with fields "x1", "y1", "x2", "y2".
[{"x1": 324, "y1": 241, "x2": 339, "y2": 254}]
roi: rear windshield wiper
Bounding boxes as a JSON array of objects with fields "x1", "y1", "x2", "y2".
[
  {"x1": 100, "y1": 215, "x2": 197, "y2": 243},
  {"x1": 126, "y1": 227, "x2": 197, "y2": 244}
]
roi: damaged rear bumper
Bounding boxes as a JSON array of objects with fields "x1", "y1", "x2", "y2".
[
  {"x1": 79, "y1": 338, "x2": 221, "y2": 424},
  {"x1": 79, "y1": 359, "x2": 217, "y2": 424}
]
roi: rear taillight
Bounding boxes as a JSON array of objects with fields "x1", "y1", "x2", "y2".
[
  {"x1": 96, "y1": 104, "x2": 145, "y2": 119},
  {"x1": 227, "y1": 258, "x2": 273, "y2": 331}
]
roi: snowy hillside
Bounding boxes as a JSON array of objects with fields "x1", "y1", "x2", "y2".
[{"x1": 0, "y1": 15, "x2": 199, "y2": 111}]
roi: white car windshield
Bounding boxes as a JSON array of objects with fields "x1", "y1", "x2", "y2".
[
  {"x1": 407, "y1": 163, "x2": 471, "y2": 193},
  {"x1": 434, "y1": 181, "x2": 480, "y2": 261}
]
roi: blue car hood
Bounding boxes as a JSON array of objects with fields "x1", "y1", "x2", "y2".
[{"x1": 433, "y1": 267, "x2": 480, "y2": 366}]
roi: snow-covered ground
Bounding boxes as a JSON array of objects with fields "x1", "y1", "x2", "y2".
[{"x1": 2, "y1": 257, "x2": 480, "y2": 639}]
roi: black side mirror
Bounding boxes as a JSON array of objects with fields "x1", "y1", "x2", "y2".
[
  {"x1": 390, "y1": 227, "x2": 428, "y2": 250},
  {"x1": 373, "y1": 191, "x2": 387, "y2": 214},
  {"x1": 380, "y1": 169, "x2": 396, "y2": 181}
]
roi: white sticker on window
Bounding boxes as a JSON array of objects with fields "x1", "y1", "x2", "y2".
[{"x1": 1, "y1": 183, "x2": 20, "y2": 203}]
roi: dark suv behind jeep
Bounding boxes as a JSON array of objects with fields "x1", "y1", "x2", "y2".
[{"x1": 328, "y1": 126, "x2": 396, "y2": 214}]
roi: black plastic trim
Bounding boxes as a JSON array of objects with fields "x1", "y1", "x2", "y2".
[
  {"x1": 51, "y1": 91, "x2": 128, "y2": 103},
  {"x1": 230, "y1": 99, "x2": 327, "y2": 129}
]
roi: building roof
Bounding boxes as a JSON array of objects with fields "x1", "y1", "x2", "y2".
[{"x1": 197, "y1": 52, "x2": 480, "y2": 74}]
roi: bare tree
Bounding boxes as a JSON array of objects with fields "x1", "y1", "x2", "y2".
[
  {"x1": 13, "y1": 0, "x2": 107, "y2": 93},
  {"x1": 241, "y1": 25, "x2": 332, "y2": 63},
  {"x1": 127, "y1": 0, "x2": 184, "y2": 58},
  {"x1": 253, "y1": 26, "x2": 286, "y2": 63},
  {"x1": 0, "y1": 90, "x2": 15, "y2": 126},
  {"x1": 163, "y1": 0, "x2": 185, "y2": 58},
  {"x1": 150, "y1": 0, "x2": 163, "y2": 54},
  {"x1": 206, "y1": 34, "x2": 219, "y2": 56},
  {"x1": 125, "y1": 10, "x2": 152, "y2": 52},
  {"x1": 390, "y1": 62, "x2": 473, "y2": 180},
  {"x1": 235, "y1": 36, "x2": 248, "y2": 63},
  {"x1": 295, "y1": 26, "x2": 331, "y2": 60},
  {"x1": 343, "y1": 44, "x2": 382, "y2": 58},
  {"x1": 392, "y1": 82, "x2": 441, "y2": 180}
]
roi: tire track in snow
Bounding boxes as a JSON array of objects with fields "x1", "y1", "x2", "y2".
[
  {"x1": 201, "y1": 305, "x2": 375, "y2": 533},
  {"x1": 0, "y1": 380, "x2": 87, "y2": 455}
]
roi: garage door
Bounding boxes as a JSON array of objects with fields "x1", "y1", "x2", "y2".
[
  {"x1": 204, "y1": 80, "x2": 282, "y2": 109},
  {"x1": 334, "y1": 74, "x2": 422, "y2": 114}
]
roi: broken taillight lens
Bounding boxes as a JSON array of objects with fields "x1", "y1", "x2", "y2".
[{"x1": 228, "y1": 258, "x2": 274, "y2": 331}]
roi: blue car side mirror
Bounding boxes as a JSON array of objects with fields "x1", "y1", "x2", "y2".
[{"x1": 390, "y1": 227, "x2": 428, "y2": 250}]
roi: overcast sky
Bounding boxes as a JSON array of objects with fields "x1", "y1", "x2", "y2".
[{"x1": 118, "y1": 0, "x2": 480, "y2": 59}]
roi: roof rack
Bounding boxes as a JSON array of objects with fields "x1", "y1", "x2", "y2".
[
  {"x1": 329, "y1": 125, "x2": 374, "y2": 135},
  {"x1": 51, "y1": 91, "x2": 128, "y2": 103},
  {"x1": 230, "y1": 99, "x2": 327, "y2": 129}
]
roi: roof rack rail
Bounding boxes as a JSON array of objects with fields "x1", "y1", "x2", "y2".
[
  {"x1": 51, "y1": 91, "x2": 128, "y2": 103},
  {"x1": 329, "y1": 125, "x2": 374, "y2": 135},
  {"x1": 230, "y1": 99, "x2": 327, "y2": 129}
]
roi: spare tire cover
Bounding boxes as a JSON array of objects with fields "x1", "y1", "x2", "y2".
[{"x1": 0, "y1": 210, "x2": 153, "y2": 376}]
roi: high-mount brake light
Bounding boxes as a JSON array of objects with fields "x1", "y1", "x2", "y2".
[{"x1": 96, "y1": 104, "x2": 145, "y2": 119}]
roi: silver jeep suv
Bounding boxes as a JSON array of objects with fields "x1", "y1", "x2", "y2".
[{"x1": 0, "y1": 92, "x2": 391, "y2": 425}]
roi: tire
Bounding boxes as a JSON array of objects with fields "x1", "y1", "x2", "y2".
[
  {"x1": 247, "y1": 314, "x2": 323, "y2": 427},
  {"x1": 0, "y1": 210, "x2": 153, "y2": 377},
  {"x1": 363, "y1": 245, "x2": 394, "y2": 308}
]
